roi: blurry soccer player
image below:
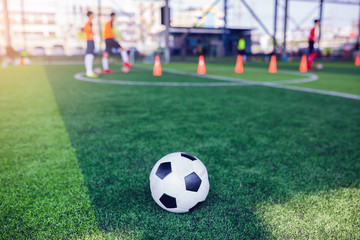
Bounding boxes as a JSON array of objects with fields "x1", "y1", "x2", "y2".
[
  {"x1": 237, "y1": 37, "x2": 247, "y2": 63},
  {"x1": 83, "y1": 11, "x2": 98, "y2": 78},
  {"x1": 308, "y1": 19, "x2": 320, "y2": 70},
  {"x1": 102, "y1": 12, "x2": 132, "y2": 74}
]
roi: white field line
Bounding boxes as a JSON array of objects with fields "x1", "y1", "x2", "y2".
[
  {"x1": 264, "y1": 84, "x2": 360, "y2": 100},
  {"x1": 140, "y1": 67, "x2": 360, "y2": 100},
  {"x1": 40, "y1": 61, "x2": 316, "y2": 84},
  {"x1": 144, "y1": 66, "x2": 319, "y2": 85},
  {"x1": 73, "y1": 72, "x2": 248, "y2": 87},
  {"x1": 73, "y1": 67, "x2": 360, "y2": 100},
  {"x1": 32, "y1": 61, "x2": 84, "y2": 65}
]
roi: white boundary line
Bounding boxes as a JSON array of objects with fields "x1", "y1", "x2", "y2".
[
  {"x1": 152, "y1": 67, "x2": 319, "y2": 85},
  {"x1": 74, "y1": 66, "x2": 316, "y2": 87},
  {"x1": 265, "y1": 84, "x2": 360, "y2": 100},
  {"x1": 74, "y1": 72, "x2": 249, "y2": 87},
  {"x1": 73, "y1": 68, "x2": 360, "y2": 100}
]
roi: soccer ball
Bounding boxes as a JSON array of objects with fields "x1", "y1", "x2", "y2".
[
  {"x1": 149, "y1": 152, "x2": 210, "y2": 213},
  {"x1": 93, "y1": 67, "x2": 102, "y2": 75},
  {"x1": 121, "y1": 66, "x2": 130, "y2": 73},
  {"x1": 315, "y1": 63, "x2": 323, "y2": 70}
]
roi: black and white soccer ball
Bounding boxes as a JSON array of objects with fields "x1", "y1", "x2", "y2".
[
  {"x1": 93, "y1": 67, "x2": 102, "y2": 75},
  {"x1": 149, "y1": 152, "x2": 209, "y2": 213}
]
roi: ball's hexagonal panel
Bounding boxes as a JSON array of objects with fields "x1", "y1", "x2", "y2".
[
  {"x1": 149, "y1": 172, "x2": 164, "y2": 200},
  {"x1": 172, "y1": 157, "x2": 194, "y2": 178},
  {"x1": 181, "y1": 153, "x2": 197, "y2": 161},
  {"x1": 185, "y1": 172, "x2": 202, "y2": 192},
  {"x1": 196, "y1": 176, "x2": 210, "y2": 202},
  {"x1": 176, "y1": 191, "x2": 201, "y2": 210},
  {"x1": 162, "y1": 172, "x2": 186, "y2": 197},
  {"x1": 156, "y1": 162, "x2": 172, "y2": 179},
  {"x1": 159, "y1": 152, "x2": 182, "y2": 163},
  {"x1": 192, "y1": 159, "x2": 208, "y2": 179},
  {"x1": 159, "y1": 194, "x2": 177, "y2": 208}
]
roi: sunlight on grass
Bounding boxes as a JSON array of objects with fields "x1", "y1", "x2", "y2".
[
  {"x1": 0, "y1": 66, "x2": 100, "y2": 238},
  {"x1": 79, "y1": 227, "x2": 145, "y2": 240},
  {"x1": 48, "y1": 65, "x2": 360, "y2": 239},
  {"x1": 1, "y1": 64, "x2": 359, "y2": 238},
  {"x1": 257, "y1": 187, "x2": 360, "y2": 239}
]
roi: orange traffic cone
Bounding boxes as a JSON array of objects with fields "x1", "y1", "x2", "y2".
[
  {"x1": 153, "y1": 55, "x2": 162, "y2": 76},
  {"x1": 234, "y1": 54, "x2": 244, "y2": 73},
  {"x1": 197, "y1": 55, "x2": 206, "y2": 74},
  {"x1": 355, "y1": 55, "x2": 360, "y2": 66},
  {"x1": 269, "y1": 55, "x2": 277, "y2": 73},
  {"x1": 299, "y1": 54, "x2": 308, "y2": 72}
]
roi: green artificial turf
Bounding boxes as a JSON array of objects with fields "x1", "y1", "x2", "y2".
[
  {"x1": 295, "y1": 62, "x2": 360, "y2": 95},
  {"x1": 152, "y1": 61, "x2": 360, "y2": 95},
  {"x1": 139, "y1": 62, "x2": 304, "y2": 82},
  {"x1": 1, "y1": 62, "x2": 359, "y2": 239},
  {"x1": 257, "y1": 187, "x2": 360, "y2": 239},
  {"x1": 99, "y1": 67, "x2": 220, "y2": 83},
  {"x1": 46, "y1": 64, "x2": 359, "y2": 239},
  {"x1": 0, "y1": 66, "x2": 100, "y2": 239}
]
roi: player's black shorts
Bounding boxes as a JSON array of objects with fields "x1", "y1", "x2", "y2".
[
  {"x1": 237, "y1": 49, "x2": 246, "y2": 55},
  {"x1": 86, "y1": 40, "x2": 95, "y2": 54},
  {"x1": 308, "y1": 41, "x2": 315, "y2": 54},
  {"x1": 105, "y1": 38, "x2": 121, "y2": 53}
]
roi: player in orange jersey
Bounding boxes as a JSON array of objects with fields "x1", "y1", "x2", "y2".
[
  {"x1": 102, "y1": 12, "x2": 132, "y2": 74},
  {"x1": 83, "y1": 11, "x2": 98, "y2": 78}
]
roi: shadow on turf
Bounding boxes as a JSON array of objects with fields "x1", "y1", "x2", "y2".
[{"x1": 47, "y1": 65, "x2": 360, "y2": 239}]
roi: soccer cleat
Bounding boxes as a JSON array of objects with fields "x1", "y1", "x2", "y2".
[
  {"x1": 123, "y1": 62, "x2": 133, "y2": 68},
  {"x1": 85, "y1": 72, "x2": 99, "y2": 78},
  {"x1": 103, "y1": 69, "x2": 114, "y2": 74}
]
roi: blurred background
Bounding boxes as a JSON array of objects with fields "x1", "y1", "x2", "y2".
[{"x1": 0, "y1": 0, "x2": 359, "y2": 62}]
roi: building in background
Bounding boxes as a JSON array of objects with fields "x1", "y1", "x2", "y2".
[
  {"x1": 162, "y1": 5, "x2": 251, "y2": 58},
  {"x1": 0, "y1": 3, "x2": 138, "y2": 56},
  {"x1": 133, "y1": 0, "x2": 164, "y2": 54},
  {"x1": 1, "y1": 0, "x2": 358, "y2": 58},
  {"x1": 171, "y1": 6, "x2": 225, "y2": 29},
  {"x1": 165, "y1": 27, "x2": 252, "y2": 58},
  {"x1": 0, "y1": 6, "x2": 60, "y2": 55}
]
